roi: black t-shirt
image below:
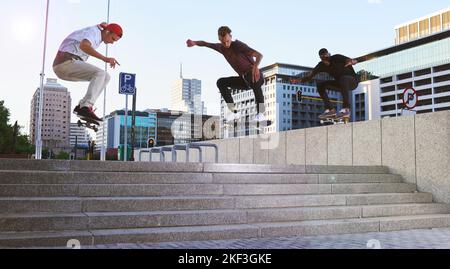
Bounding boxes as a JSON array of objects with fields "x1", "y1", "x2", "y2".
[{"x1": 311, "y1": 54, "x2": 357, "y2": 80}]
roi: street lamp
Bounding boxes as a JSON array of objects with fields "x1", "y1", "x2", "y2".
[
  {"x1": 100, "y1": 0, "x2": 111, "y2": 161},
  {"x1": 35, "y1": 0, "x2": 50, "y2": 160}
]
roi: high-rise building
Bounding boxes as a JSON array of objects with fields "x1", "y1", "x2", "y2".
[
  {"x1": 220, "y1": 63, "x2": 342, "y2": 138},
  {"x1": 30, "y1": 78, "x2": 71, "y2": 152},
  {"x1": 353, "y1": 9, "x2": 450, "y2": 121},
  {"x1": 69, "y1": 123, "x2": 91, "y2": 148},
  {"x1": 171, "y1": 66, "x2": 206, "y2": 115}
]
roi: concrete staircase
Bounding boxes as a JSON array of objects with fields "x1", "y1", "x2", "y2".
[{"x1": 0, "y1": 159, "x2": 450, "y2": 248}]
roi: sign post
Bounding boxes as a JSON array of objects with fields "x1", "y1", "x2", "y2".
[
  {"x1": 402, "y1": 88, "x2": 418, "y2": 116},
  {"x1": 119, "y1": 73, "x2": 136, "y2": 162}
]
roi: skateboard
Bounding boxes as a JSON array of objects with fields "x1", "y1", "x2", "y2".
[
  {"x1": 77, "y1": 116, "x2": 100, "y2": 132},
  {"x1": 320, "y1": 115, "x2": 350, "y2": 125}
]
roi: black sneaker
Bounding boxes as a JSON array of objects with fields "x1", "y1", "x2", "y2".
[{"x1": 73, "y1": 105, "x2": 82, "y2": 115}]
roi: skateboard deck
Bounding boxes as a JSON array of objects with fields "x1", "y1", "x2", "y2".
[
  {"x1": 77, "y1": 116, "x2": 100, "y2": 132},
  {"x1": 320, "y1": 115, "x2": 350, "y2": 125}
]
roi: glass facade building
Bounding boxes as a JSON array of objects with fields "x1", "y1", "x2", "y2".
[
  {"x1": 353, "y1": 29, "x2": 450, "y2": 120},
  {"x1": 96, "y1": 110, "x2": 157, "y2": 150},
  {"x1": 357, "y1": 37, "x2": 450, "y2": 79}
]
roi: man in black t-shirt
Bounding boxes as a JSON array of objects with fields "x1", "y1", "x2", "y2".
[{"x1": 300, "y1": 48, "x2": 359, "y2": 120}]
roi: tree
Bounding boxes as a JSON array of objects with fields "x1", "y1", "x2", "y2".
[
  {"x1": 357, "y1": 70, "x2": 379, "y2": 82},
  {"x1": 0, "y1": 101, "x2": 13, "y2": 153},
  {"x1": 0, "y1": 100, "x2": 34, "y2": 154}
]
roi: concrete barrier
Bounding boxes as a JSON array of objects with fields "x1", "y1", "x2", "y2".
[
  {"x1": 136, "y1": 111, "x2": 450, "y2": 203},
  {"x1": 415, "y1": 111, "x2": 450, "y2": 204}
]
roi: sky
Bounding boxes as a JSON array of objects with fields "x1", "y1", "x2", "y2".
[{"x1": 1, "y1": 0, "x2": 449, "y2": 135}]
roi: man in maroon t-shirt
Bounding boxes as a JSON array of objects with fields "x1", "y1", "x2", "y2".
[{"x1": 187, "y1": 26, "x2": 270, "y2": 125}]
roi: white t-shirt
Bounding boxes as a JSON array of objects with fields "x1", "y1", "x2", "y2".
[{"x1": 58, "y1": 25, "x2": 103, "y2": 61}]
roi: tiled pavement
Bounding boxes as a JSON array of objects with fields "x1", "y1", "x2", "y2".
[{"x1": 82, "y1": 228, "x2": 450, "y2": 249}]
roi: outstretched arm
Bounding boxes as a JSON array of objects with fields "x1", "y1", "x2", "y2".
[
  {"x1": 80, "y1": 39, "x2": 120, "y2": 68},
  {"x1": 186, "y1": 39, "x2": 218, "y2": 50},
  {"x1": 333, "y1": 54, "x2": 358, "y2": 67},
  {"x1": 298, "y1": 71, "x2": 316, "y2": 83},
  {"x1": 345, "y1": 58, "x2": 358, "y2": 67}
]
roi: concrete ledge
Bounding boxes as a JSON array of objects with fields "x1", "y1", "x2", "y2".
[
  {"x1": 415, "y1": 111, "x2": 450, "y2": 204},
  {"x1": 178, "y1": 111, "x2": 450, "y2": 205},
  {"x1": 328, "y1": 124, "x2": 352, "y2": 166},
  {"x1": 306, "y1": 127, "x2": 327, "y2": 165},
  {"x1": 381, "y1": 116, "x2": 416, "y2": 185}
]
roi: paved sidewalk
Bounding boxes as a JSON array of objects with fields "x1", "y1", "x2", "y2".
[{"x1": 84, "y1": 228, "x2": 450, "y2": 249}]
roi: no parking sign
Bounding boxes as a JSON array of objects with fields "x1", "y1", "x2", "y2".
[{"x1": 402, "y1": 88, "x2": 418, "y2": 110}]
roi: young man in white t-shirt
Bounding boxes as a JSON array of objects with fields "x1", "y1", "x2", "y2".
[{"x1": 53, "y1": 23, "x2": 123, "y2": 122}]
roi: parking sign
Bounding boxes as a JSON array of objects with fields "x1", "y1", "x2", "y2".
[
  {"x1": 119, "y1": 73, "x2": 136, "y2": 95},
  {"x1": 402, "y1": 88, "x2": 418, "y2": 110}
]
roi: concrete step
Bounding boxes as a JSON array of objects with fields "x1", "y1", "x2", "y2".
[
  {"x1": 0, "y1": 230, "x2": 94, "y2": 248},
  {"x1": 246, "y1": 203, "x2": 450, "y2": 223},
  {"x1": 0, "y1": 184, "x2": 224, "y2": 197},
  {"x1": 0, "y1": 160, "x2": 204, "y2": 173},
  {"x1": 204, "y1": 164, "x2": 390, "y2": 174},
  {"x1": 0, "y1": 196, "x2": 236, "y2": 214},
  {"x1": 0, "y1": 160, "x2": 389, "y2": 174},
  {"x1": 212, "y1": 174, "x2": 403, "y2": 184},
  {"x1": 235, "y1": 193, "x2": 433, "y2": 208},
  {"x1": 222, "y1": 183, "x2": 416, "y2": 196},
  {"x1": 0, "y1": 210, "x2": 245, "y2": 232},
  {"x1": 2, "y1": 214, "x2": 450, "y2": 248},
  {"x1": 0, "y1": 197, "x2": 83, "y2": 214},
  {"x1": 0, "y1": 192, "x2": 432, "y2": 215},
  {"x1": 0, "y1": 171, "x2": 403, "y2": 185},
  {"x1": 0, "y1": 171, "x2": 212, "y2": 185},
  {"x1": 1, "y1": 204, "x2": 448, "y2": 232},
  {"x1": 0, "y1": 183, "x2": 417, "y2": 197},
  {"x1": 258, "y1": 214, "x2": 450, "y2": 238},
  {"x1": 0, "y1": 224, "x2": 258, "y2": 248}
]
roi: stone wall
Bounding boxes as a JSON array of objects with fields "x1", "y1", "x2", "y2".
[{"x1": 137, "y1": 111, "x2": 450, "y2": 204}]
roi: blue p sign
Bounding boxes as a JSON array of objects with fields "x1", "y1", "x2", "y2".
[{"x1": 119, "y1": 73, "x2": 136, "y2": 95}]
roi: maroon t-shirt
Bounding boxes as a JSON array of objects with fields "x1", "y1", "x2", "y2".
[{"x1": 206, "y1": 40, "x2": 256, "y2": 75}]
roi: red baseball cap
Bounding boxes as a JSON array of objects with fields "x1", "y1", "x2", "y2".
[{"x1": 105, "y1": 23, "x2": 123, "y2": 38}]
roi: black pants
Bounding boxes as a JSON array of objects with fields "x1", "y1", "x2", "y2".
[
  {"x1": 317, "y1": 76, "x2": 359, "y2": 110},
  {"x1": 217, "y1": 72, "x2": 265, "y2": 114}
]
